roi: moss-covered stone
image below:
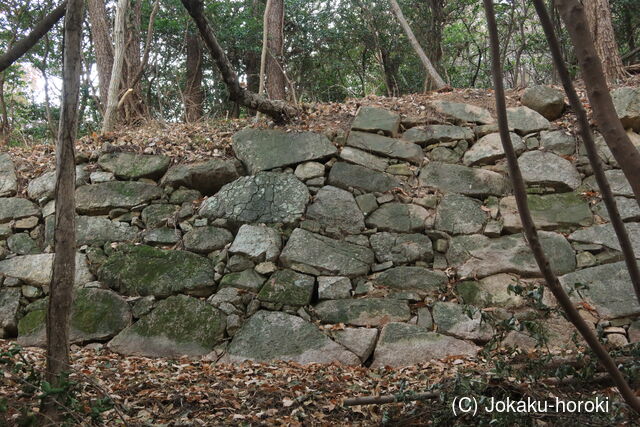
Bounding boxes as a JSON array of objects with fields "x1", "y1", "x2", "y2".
[
  {"x1": 141, "y1": 204, "x2": 179, "y2": 228},
  {"x1": 313, "y1": 298, "x2": 410, "y2": 326},
  {"x1": 98, "y1": 153, "x2": 170, "y2": 180},
  {"x1": 76, "y1": 181, "x2": 162, "y2": 214},
  {"x1": 257, "y1": 269, "x2": 315, "y2": 306}
]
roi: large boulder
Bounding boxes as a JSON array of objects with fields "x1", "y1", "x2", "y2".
[
  {"x1": 0, "y1": 288, "x2": 20, "y2": 338},
  {"x1": 305, "y1": 186, "x2": 365, "y2": 234},
  {"x1": 161, "y1": 158, "x2": 243, "y2": 195},
  {"x1": 221, "y1": 311, "x2": 359, "y2": 364},
  {"x1": 371, "y1": 323, "x2": 479, "y2": 367},
  {"x1": 518, "y1": 151, "x2": 580, "y2": 192},
  {"x1": 18, "y1": 288, "x2": 131, "y2": 346},
  {"x1": 109, "y1": 295, "x2": 226, "y2": 358},
  {"x1": 568, "y1": 222, "x2": 640, "y2": 256},
  {"x1": 98, "y1": 244, "x2": 216, "y2": 297},
  {"x1": 75, "y1": 181, "x2": 162, "y2": 214},
  {"x1": 365, "y1": 203, "x2": 429, "y2": 233},
  {"x1": 98, "y1": 152, "x2": 170, "y2": 180},
  {"x1": 27, "y1": 166, "x2": 89, "y2": 201},
  {"x1": 314, "y1": 298, "x2": 411, "y2": 326},
  {"x1": 521, "y1": 85, "x2": 565, "y2": 120},
  {"x1": 351, "y1": 106, "x2": 401, "y2": 137},
  {"x1": 0, "y1": 253, "x2": 93, "y2": 287},
  {"x1": 233, "y1": 128, "x2": 336, "y2": 174},
  {"x1": 328, "y1": 162, "x2": 399, "y2": 193},
  {"x1": 280, "y1": 228, "x2": 374, "y2": 277},
  {"x1": 435, "y1": 193, "x2": 487, "y2": 235},
  {"x1": 419, "y1": 162, "x2": 510, "y2": 198},
  {"x1": 369, "y1": 232, "x2": 433, "y2": 264},
  {"x1": 45, "y1": 215, "x2": 138, "y2": 246},
  {"x1": 431, "y1": 100, "x2": 494, "y2": 124},
  {"x1": 402, "y1": 125, "x2": 473, "y2": 146},
  {"x1": 447, "y1": 232, "x2": 576, "y2": 279},
  {"x1": 199, "y1": 172, "x2": 309, "y2": 224},
  {"x1": 0, "y1": 153, "x2": 17, "y2": 197},
  {"x1": 346, "y1": 131, "x2": 423, "y2": 164},
  {"x1": 500, "y1": 192, "x2": 593, "y2": 232},
  {"x1": 228, "y1": 224, "x2": 281, "y2": 262},
  {"x1": 611, "y1": 87, "x2": 640, "y2": 131},
  {"x1": 374, "y1": 266, "x2": 447, "y2": 294},
  {"x1": 0, "y1": 197, "x2": 40, "y2": 223},
  {"x1": 462, "y1": 132, "x2": 525, "y2": 166},
  {"x1": 506, "y1": 106, "x2": 550, "y2": 135}
]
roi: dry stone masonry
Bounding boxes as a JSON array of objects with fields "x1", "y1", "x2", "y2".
[{"x1": 1, "y1": 85, "x2": 640, "y2": 366}]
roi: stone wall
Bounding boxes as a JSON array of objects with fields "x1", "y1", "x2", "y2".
[{"x1": 1, "y1": 85, "x2": 640, "y2": 366}]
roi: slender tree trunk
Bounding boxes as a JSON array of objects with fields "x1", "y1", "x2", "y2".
[
  {"x1": 183, "y1": 30, "x2": 204, "y2": 122},
  {"x1": 0, "y1": 75, "x2": 8, "y2": 142},
  {"x1": 583, "y1": 0, "x2": 627, "y2": 83},
  {"x1": 121, "y1": 0, "x2": 145, "y2": 121},
  {"x1": 555, "y1": 0, "x2": 640, "y2": 208},
  {"x1": 389, "y1": 0, "x2": 446, "y2": 90},
  {"x1": 102, "y1": 0, "x2": 128, "y2": 133},
  {"x1": 258, "y1": 0, "x2": 271, "y2": 101},
  {"x1": 484, "y1": 0, "x2": 640, "y2": 414},
  {"x1": 265, "y1": 0, "x2": 286, "y2": 100},
  {"x1": 43, "y1": 0, "x2": 82, "y2": 421},
  {"x1": 86, "y1": 0, "x2": 113, "y2": 111}
]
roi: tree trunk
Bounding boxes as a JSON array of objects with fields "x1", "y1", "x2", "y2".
[
  {"x1": 389, "y1": 0, "x2": 446, "y2": 90},
  {"x1": 121, "y1": 0, "x2": 146, "y2": 122},
  {"x1": 265, "y1": 0, "x2": 286, "y2": 100},
  {"x1": 86, "y1": 0, "x2": 114, "y2": 111},
  {"x1": 484, "y1": 0, "x2": 640, "y2": 414},
  {"x1": 102, "y1": 0, "x2": 128, "y2": 133},
  {"x1": 0, "y1": 0, "x2": 67, "y2": 73},
  {"x1": 181, "y1": 0, "x2": 298, "y2": 123},
  {"x1": 583, "y1": 0, "x2": 627, "y2": 83},
  {"x1": 43, "y1": 0, "x2": 82, "y2": 421},
  {"x1": 555, "y1": 0, "x2": 640, "y2": 208},
  {"x1": 183, "y1": 30, "x2": 204, "y2": 122}
]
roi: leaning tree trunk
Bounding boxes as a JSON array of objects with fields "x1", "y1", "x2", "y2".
[
  {"x1": 583, "y1": 0, "x2": 627, "y2": 83},
  {"x1": 483, "y1": 0, "x2": 640, "y2": 414},
  {"x1": 86, "y1": 0, "x2": 113, "y2": 111},
  {"x1": 102, "y1": 0, "x2": 128, "y2": 133},
  {"x1": 264, "y1": 0, "x2": 286, "y2": 100},
  {"x1": 183, "y1": 30, "x2": 204, "y2": 122},
  {"x1": 43, "y1": 0, "x2": 82, "y2": 421}
]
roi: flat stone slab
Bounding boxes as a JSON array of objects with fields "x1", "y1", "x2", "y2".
[
  {"x1": 183, "y1": 226, "x2": 234, "y2": 254},
  {"x1": 314, "y1": 298, "x2": 410, "y2": 326},
  {"x1": 199, "y1": 172, "x2": 309, "y2": 224},
  {"x1": 351, "y1": 106, "x2": 401, "y2": 137},
  {"x1": 371, "y1": 322, "x2": 479, "y2": 367},
  {"x1": 369, "y1": 232, "x2": 433, "y2": 264},
  {"x1": 347, "y1": 131, "x2": 423, "y2": 164},
  {"x1": 506, "y1": 106, "x2": 550, "y2": 135},
  {"x1": 560, "y1": 261, "x2": 640, "y2": 319},
  {"x1": 500, "y1": 193, "x2": 593, "y2": 232},
  {"x1": 462, "y1": 132, "x2": 524, "y2": 166},
  {"x1": 0, "y1": 153, "x2": 17, "y2": 197},
  {"x1": 221, "y1": 311, "x2": 359, "y2": 365},
  {"x1": 594, "y1": 196, "x2": 640, "y2": 222},
  {"x1": 374, "y1": 266, "x2": 447, "y2": 294},
  {"x1": 328, "y1": 162, "x2": 399, "y2": 193},
  {"x1": 99, "y1": 244, "x2": 216, "y2": 297},
  {"x1": 0, "y1": 197, "x2": 40, "y2": 223},
  {"x1": 109, "y1": 295, "x2": 226, "y2": 358},
  {"x1": 435, "y1": 193, "x2": 487, "y2": 234},
  {"x1": 402, "y1": 125, "x2": 473, "y2": 146},
  {"x1": 584, "y1": 169, "x2": 633, "y2": 197},
  {"x1": 228, "y1": 224, "x2": 281, "y2": 262},
  {"x1": 419, "y1": 162, "x2": 510, "y2": 198},
  {"x1": 0, "y1": 253, "x2": 93, "y2": 287},
  {"x1": 365, "y1": 203, "x2": 429, "y2": 233},
  {"x1": 233, "y1": 128, "x2": 337, "y2": 174},
  {"x1": 339, "y1": 147, "x2": 389, "y2": 172},
  {"x1": 447, "y1": 232, "x2": 576, "y2": 279},
  {"x1": 161, "y1": 159, "x2": 243, "y2": 195},
  {"x1": 432, "y1": 100, "x2": 494, "y2": 124},
  {"x1": 518, "y1": 151, "x2": 581, "y2": 191},
  {"x1": 18, "y1": 288, "x2": 131, "y2": 346},
  {"x1": 279, "y1": 228, "x2": 374, "y2": 277},
  {"x1": 76, "y1": 181, "x2": 162, "y2": 214},
  {"x1": 568, "y1": 222, "x2": 640, "y2": 256},
  {"x1": 98, "y1": 153, "x2": 170, "y2": 180},
  {"x1": 44, "y1": 215, "x2": 139, "y2": 247},
  {"x1": 27, "y1": 166, "x2": 88, "y2": 201},
  {"x1": 305, "y1": 185, "x2": 365, "y2": 234}
]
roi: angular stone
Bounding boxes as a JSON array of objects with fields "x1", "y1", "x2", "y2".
[
  {"x1": 98, "y1": 152, "x2": 170, "y2": 180},
  {"x1": 294, "y1": 162, "x2": 325, "y2": 180},
  {"x1": 143, "y1": 227, "x2": 180, "y2": 245},
  {"x1": 612, "y1": 87, "x2": 640, "y2": 131},
  {"x1": 369, "y1": 232, "x2": 433, "y2": 264},
  {"x1": 594, "y1": 196, "x2": 640, "y2": 222},
  {"x1": 221, "y1": 310, "x2": 359, "y2": 364},
  {"x1": 141, "y1": 204, "x2": 178, "y2": 228},
  {"x1": 366, "y1": 203, "x2": 429, "y2": 233},
  {"x1": 456, "y1": 274, "x2": 525, "y2": 308},
  {"x1": 219, "y1": 269, "x2": 266, "y2": 292},
  {"x1": 228, "y1": 224, "x2": 281, "y2": 262},
  {"x1": 328, "y1": 162, "x2": 399, "y2": 193},
  {"x1": 161, "y1": 159, "x2": 243, "y2": 196},
  {"x1": 569, "y1": 223, "x2": 640, "y2": 256},
  {"x1": 501, "y1": 315, "x2": 585, "y2": 351},
  {"x1": 18, "y1": 288, "x2": 131, "y2": 346},
  {"x1": 447, "y1": 232, "x2": 576, "y2": 279},
  {"x1": 500, "y1": 193, "x2": 593, "y2": 232},
  {"x1": 521, "y1": 85, "x2": 565, "y2": 120},
  {"x1": 507, "y1": 106, "x2": 550, "y2": 135},
  {"x1": 332, "y1": 328, "x2": 378, "y2": 362},
  {"x1": 45, "y1": 215, "x2": 138, "y2": 247},
  {"x1": 560, "y1": 262, "x2": 640, "y2": 319},
  {"x1": 347, "y1": 131, "x2": 423, "y2": 164},
  {"x1": 109, "y1": 295, "x2": 226, "y2": 358},
  {"x1": 419, "y1": 162, "x2": 510, "y2": 198},
  {"x1": 432, "y1": 100, "x2": 494, "y2": 124},
  {"x1": 435, "y1": 194, "x2": 487, "y2": 235},
  {"x1": 169, "y1": 188, "x2": 201, "y2": 204},
  {"x1": 375, "y1": 266, "x2": 447, "y2": 294},
  {"x1": 371, "y1": 322, "x2": 479, "y2": 367},
  {"x1": 432, "y1": 302, "x2": 495, "y2": 341},
  {"x1": 540, "y1": 130, "x2": 576, "y2": 155},
  {"x1": 317, "y1": 276, "x2": 352, "y2": 299},
  {"x1": 183, "y1": 226, "x2": 234, "y2": 254},
  {"x1": 351, "y1": 106, "x2": 400, "y2": 137},
  {"x1": 76, "y1": 181, "x2": 162, "y2": 214},
  {"x1": 280, "y1": 228, "x2": 374, "y2": 277},
  {"x1": 0, "y1": 153, "x2": 17, "y2": 197},
  {"x1": 314, "y1": 298, "x2": 410, "y2": 326},
  {"x1": 233, "y1": 128, "x2": 336, "y2": 174},
  {"x1": 0, "y1": 288, "x2": 20, "y2": 338},
  {"x1": 27, "y1": 165, "x2": 88, "y2": 201},
  {"x1": 7, "y1": 233, "x2": 39, "y2": 255},
  {"x1": 518, "y1": 151, "x2": 580, "y2": 191},
  {"x1": 339, "y1": 146, "x2": 389, "y2": 172},
  {"x1": 463, "y1": 132, "x2": 524, "y2": 166},
  {"x1": 402, "y1": 125, "x2": 473, "y2": 146},
  {"x1": 0, "y1": 253, "x2": 93, "y2": 287},
  {"x1": 99, "y1": 245, "x2": 215, "y2": 297},
  {"x1": 257, "y1": 269, "x2": 315, "y2": 306},
  {"x1": 584, "y1": 169, "x2": 633, "y2": 197},
  {"x1": 305, "y1": 186, "x2": 365, "y2": 234},
  {"x1": 199, "y1": 172, "x2": 309, "y2": 224},
  {"x1": 0, "y1": 198, "x2": 39, "y2": 223}
]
